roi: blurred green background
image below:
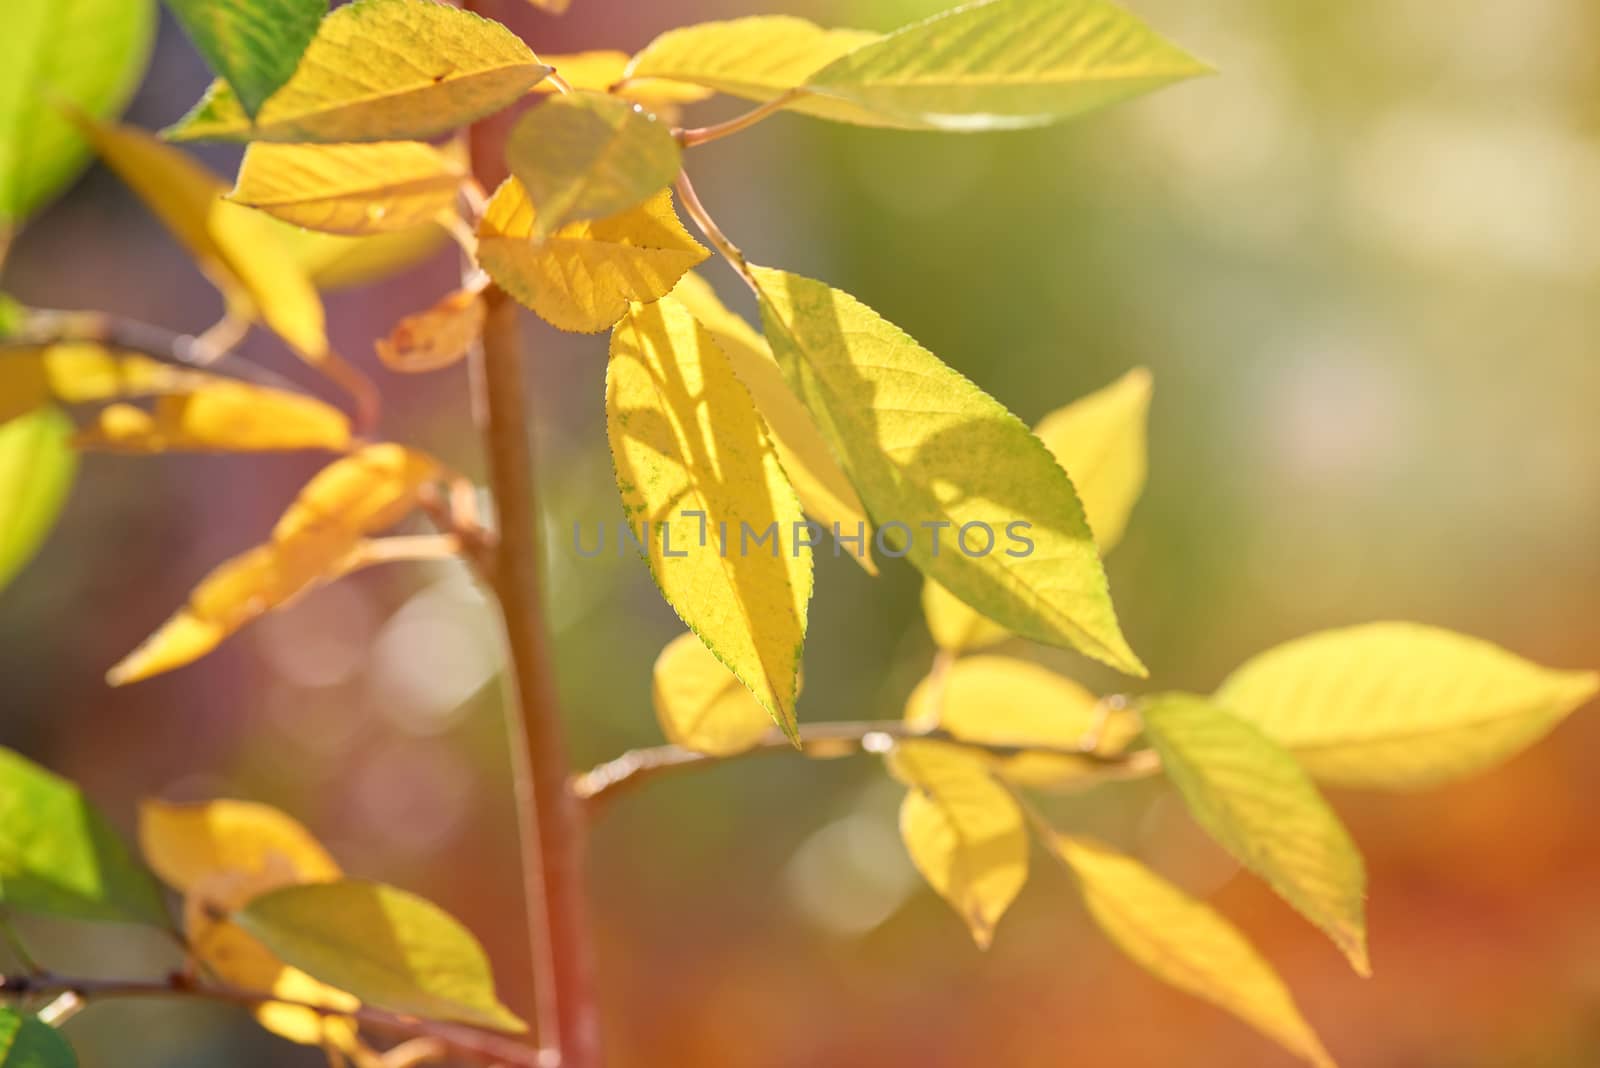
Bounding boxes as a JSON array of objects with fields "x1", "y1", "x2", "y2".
[{"x1": 3, "y1": 0, "x2": 1599, "y2": 1065}]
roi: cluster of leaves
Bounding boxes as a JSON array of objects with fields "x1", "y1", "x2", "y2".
[{"x1": 0, "y1": 0, "x2": 1594, "y2": 1066}]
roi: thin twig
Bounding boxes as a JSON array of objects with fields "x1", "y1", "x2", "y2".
[
  {"x1": 674, "y1": 90, "x2": 803, "y2": 148},
  {"x1": 673, "y1": 170, "x2": 755, "y2": 289}
]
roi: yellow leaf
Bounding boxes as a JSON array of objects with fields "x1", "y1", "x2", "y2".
[
  {"x1": 890, "y1": 740, "x2": 1027, "y2": 948},
  {"x1": 75, "y1": 117, "x2": 330, "y2": 364},
  {"x1": 74, "y1": 384, "x2": 351, "y2": 454},
  {"x1": 478, "y1": 178, "x2": 707, "y2": 333},
  {"x1": 1141, "y1": 694, "x2": 1369, "y2": 975},
  {"x1": 1048, "y1": 834, "x2": 1337, "y2": 1068},
  {"x1": 376, "y1": 288, "x2": 485, "y2": 374},
  {"x1": 1215, "y1": 623, "x2": 1600, "y2": 790},
  {"x1": 0, "y1": 343, "x2": 210, "y2": 425},
  {"x1": 923, "y1": 367, "x2": 1152, "y2": 653},
  {"x1": 653, "y1": 631, "x2": 776, "y2": 757},
  {"x1": 669, "y1": 272, "x2": 875, "y2": 575},
  {"x1": 606, "y1": 297, "x2": 811, "y2": 738},
  {"x1": 525, "y1": 0, "x2": 570, "y2": 12},
  {"x1": 274, "y1": 220, "x2": 450, "y2": 291},
  {"x1": 165, "y1": 0, "x2": 551, "y2": 143},
  {"x1": 752, "y1": 267, "x2": 1143, "y2": 676},
  {"x1": 230, "y1": 141, "x2": 465, "y2": 235},
  {"x1": 904, "y1": 655, "x2": 1142, "y2": 789},
  {"x1": 535, "y1": 51, "x2": 712, "y2": 113},
  {"x1": 108, "y1": 445, "x2": 439, "y2": 685}
]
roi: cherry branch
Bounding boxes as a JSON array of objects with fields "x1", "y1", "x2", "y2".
[{"x1": 673, "y1": 90, "x2": 803, "y2": 148}]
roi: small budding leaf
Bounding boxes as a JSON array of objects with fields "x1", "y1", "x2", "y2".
[
  {"x1": 890, "y1": 741, "x2": 1028, "y2": 949},
  {"x1": 165, "y1": 0, "x2": 551, "y2": 143},
  {"x1": 73, "y1": 384, "x2": 352, "y2": 454},
  {"x1": 751, "y1": 266, "x2": 1143, "y2": 676},
  {"x1": 606, "y1": 297, "x2": 811, "y2": 739},
  {"x1": 0, "y1": 408, "x2": 76, "y2": 596},
  {"x1": 802, "y1": 0, "x2": 1211, "y2": 132},
  {"x1": 0, "y1": 747, "x2": 168, "y2": 927},
  {"x1": 236, "y1": 880, "x2": 527, "y2": 1033},
  {"x1": 507, "y1": 92, "x2": 682, "y2": 240},
  {"x1": 164, "y1": 0, "x2": 325, "y2": 119},
  {"x1": 924, "y1": 367, "x2": 1153, "y2": 653},
  {"x1": 0, "y1": 1007, "x2": 77, "y2": 1068},
  {"x1": 669, "y1": 273, "x2": 875, "y2": 575},
  {"x1": 653, "y1": 631, "x2": 779, "y2": 757},
  {"x1": 230, "y1": 141, "x2": 465, "y2": 236},
  {"x1": 478, "y1": 179, "x2": 707, "y2": 334},
  {"x1": 1215, "y1": 623, "x2": 1600, "y2": 790},
  {"x1": 1140, "y1": 693, "x2": 1370, "y2": 975},
  {"x1": 1047, "y1": 834, "x2": 1337, "y2": 1068},
  {"x1": 0, "y1": 0, "x2": 155, "y2": 225},
  {"x1": 376, "y1": 288, "x2": 486, "y2": 374}
]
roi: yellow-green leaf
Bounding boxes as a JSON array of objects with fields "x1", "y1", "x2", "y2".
[
  {"x1": 0, "y1": 408, "x2": 76, "y2": 595},
  {"x1": 752, "y1": 267, "x2": 1142, "y2": 676},
  {"x1": 0, "y1": 747, "x2": 168, "y2": 927},
  {"x1": 1048, "y1": 834, "x2": 1336, "y2": 1068},
  {"x1": 273, "y1": 220, "x2": 449, "y2": 291},
  {"x1": 230, "y1": 141, "x2": 465, "y2": 235},
  {"x1": 478, "y1": 179, "x2": 706, "y2": 334},
  {"x1": 904, "y1": 655, "x2": 1143, "y2": 789},
  {"x1": 108, "y1": 444, "x2": 439, "y2": 685},
  {"x1": 165, "y1": 0, "x2": 324, "y2": 119},
  {"x1": 802, "y1": 0, "x2": 1210, "y2": 131},
  {"x1": 1216, "y1": 623, "x2": 1600, "y2": 790},
  {"x1": 607, "y1": 297, "x2": 811, "y2": 738},
  {"x1": 653, "y1": 631, "x2": 776, "y2": 757},
  {"x1": 507, "y1": 92, "x2": 681, "y2": 240},
  {"x1": 923, "y1": 367, "x2": 1153, "y2": 653},
  {"x1": 236, "y1": 880, "x2": 526, "y2": 1033},
  {"x1": 0, "y1": 1007, "x2": 76, "y2": 1068},
  {"x1": 1141, "y1": 693, "x2": 1369, "y2": 974},
  {"x1": 890, "y1": 740, "x2": 1027, "y2": 948},
  {"x1": 73, "y1": 383, "x2": 351, "y2": 454},
  {"x1": 669, "y1": 272, "x2": 874, "y2": 575},
  {"x1": 165, "y1": 0, "x2": 551, "y2": 143},
  {"x1": 376, "y1": 288, "x2": 484, "y2": 374},
  {"x1": 536, "y1": 51, "x2": 712, "y2": 113}
]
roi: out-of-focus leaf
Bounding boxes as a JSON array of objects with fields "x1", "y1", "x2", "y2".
[
  {"x1": 0, "y1": 344, "x2": 212, "y2": 426},
  {"x1": 525, "y1": 0, "x2": 570, "y2": 12},
  {"x1": 478, "y1": 179, "x2": 706, "y2": 334},
  {"x1": 1216, "y1": 623, "x2": 1600, "y2": 790},
  {"x1": 273, "y1": 222, "x2": 448, "y2": 291},
  {"x1": 507, "y1": 92, "x2": 680, "y2": 240},
  {"x1": 164, "y1": 0, "x2": 325, "y2": 119},
  {"x1": 890, "y1": 740, "x2": 1027, "y2": 948},
  {"x1": 1141, "y1": 693, "x2": 1369, "y2": 974},
  {"x1": 923, "y1": 367, "x2": 1153, "y2": 653},
  {"x1": 669, "y1": 272, "x2": 875, "y2": 575},
  {"x1": 0, "y1": 0, "x2": 155, "y2": 225},
  {"x1": 1047, "y1": 834, "x2": 1336, "y2": 1068},
  {"x1": 653, "y1": 631, "x2": 777, "y2": 757},
  {"x1": 74, "y1": 384, "x2": 351, "y2": 454},
  {"x1": 230, "y1": 141, "x2": 464, "y2": 235},
  {"x1": 752, "y1": 267, "x2": 1143, "y2": 676},
  {"x1": 607, "y1": 297, "x2": 810, "y2": 738},
  {"x1": 165, "y1": 0, "x2": 550, "y2": 143},
  {"x1": 904, "y1": 655, "x2": 1142, "y2": 789},
  {"x1": 108, "y1": 444, "x2": 439, "y2": 685},
  {"x1": 376, "y1": 288, "x2": 484, "y2": 374},
  {"x1": 0, "y1": 747, "x2": 167, "y2": 927},
  {"x1": 0, "y1": 409, "x2": 76, "y2": 595},
  {"x1": 237, "y1": 880, "x2": 527, "y2": 1033},
  {"x1": 802, "y1": 0, "x2": 1210, "y2": 131},
  {"x1": 0, "y1": 1007, "x2": 77, "y2": 1067}
]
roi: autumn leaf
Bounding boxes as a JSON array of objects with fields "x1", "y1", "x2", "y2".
[
  {"x1": 230, "y1": 141, "x2": 465, "y2": 235},
  {"x1": 653, "y1": 631, "x2": 777, "y2": 756},
  {"x1": 376, "y1": 288, "x2": 485, "y2": 373},
  {"x1": 72, "y1": 383, "x2": 352, "y2": 454},
  {"x1": 536, "y1": 51, "x2": 711, "y2": 115},
  {"x1": 0, "y1": 343, "x2": 213, "y2": 425},
  {"x1": 164, "y1": 0, "x2": 324, "y2": 119}
]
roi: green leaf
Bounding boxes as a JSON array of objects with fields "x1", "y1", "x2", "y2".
[
  {"x1": 0, "y1": 1008, "x2": 77, "y2": 1068},
  {"x1": 890, "y1": 741, "x2": 1028, "y2": 949},
  {"x1": 236, "y1": 880, "x2": 526, "y2": 1033},
  {"x1": 164, "y1": 0, "x2": 325, "y2": 119},
  {"x1": 164, "y1": 0, "x2": 550, "y2": 143},
  {"x1": 0, "y1": 747, "x2": 168, "y2": 927},
  {"x1": 1216, "y1": 623, "x2": 1600, "y2": 790},
  {"x1": 802, "y1": 0, "x2": 1210, "y2": 131},
  {"x1": 0, "y1": 409, "x2": 76, "y2": 595},
  {"x1": 606, "y1": 296, "x2": 811, "y2": 739},
  {"x1": 1047, "y1": 834, "x2": 1336, "y2": 1068},
  {"x1": 1141, "y1": 693, "x2": 1369, "y2": 974},
  {"x1": 506, "y1": 92, "x2": 681, "y2": 240},
  {"x1": 0, "y1": 0, "x2": 156, "y2": 225},
  {"x1": 751, "y1": 266, "x2": 1143, "y2": 676}
]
